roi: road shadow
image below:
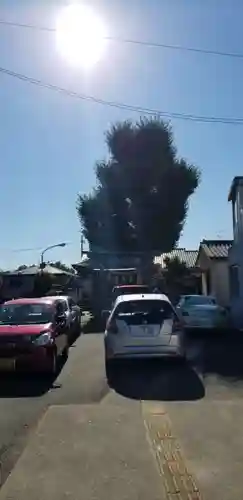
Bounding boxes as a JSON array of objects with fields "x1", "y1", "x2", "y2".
[
  {"x1": 107, "y1": 358, "x2": 205, "y2": 401},
  {"x1": 82, "y1": 316, "x2": 104, "y2": 334},
  {"x1": 0, "y1": 360, "x2": 65, "y2": 398},
  {"x1": 199, "y1": 330, "x2": 243, "y2": 381}
]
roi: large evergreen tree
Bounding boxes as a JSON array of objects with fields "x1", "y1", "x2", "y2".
[{"x1": 77, "y1": 117, "x2": 200, "y2": 253}]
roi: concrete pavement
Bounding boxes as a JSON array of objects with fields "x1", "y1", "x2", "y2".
[
  {"x1": 0, "y1": 331, "x2": 108, "y2": 487},
  {"x1": 0, "y1": 404, "x2": 165, "y2": 500},
  {"x1": 1, "y1": 330, "x2": 243, "y2": 498}
]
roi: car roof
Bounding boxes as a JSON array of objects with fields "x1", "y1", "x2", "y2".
[
  {"x1": 45, "y1": 295, "x2": 68, "y2": 300},
  {"x1": 182, "y1": 294, "x2": 215, "y2": 299},
  {"x1": 114, "y1": 284, "x2": 148, "y2": 289},
  {"x1": 114, "y1": 293, "x2": 170, "y2": 305},
  {"x1": 4, "y1": 297, "x2": 58, "y2": 306}
]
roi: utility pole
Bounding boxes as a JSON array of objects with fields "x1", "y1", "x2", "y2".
[{"x1": 40, "y1": 242, "x2": 67, "y2": 269}]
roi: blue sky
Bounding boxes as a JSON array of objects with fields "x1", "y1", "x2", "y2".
[{"x1": 0, "y1": 0, "x2": 242, "y2": 269}]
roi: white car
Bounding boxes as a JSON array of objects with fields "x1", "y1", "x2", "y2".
[
  {"x1": 45, "y1": 295, "x2": 82, "y2": 340},
  {"x1": 104, "y1": 293, "x2": 185, "y2": 369},
  {"x1": 176, "y1": 294, "x2": 229, "y2": 330}
]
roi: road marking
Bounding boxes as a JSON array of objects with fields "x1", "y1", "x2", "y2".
[{"x1": 142, "y1": 402, "x2": 202, "y2": 500}]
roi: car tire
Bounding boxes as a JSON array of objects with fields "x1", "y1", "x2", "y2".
[
  {"x1": 176, "y1": 354, "x2": 186, "y2": 366},
  {"x1": 43, "y1": 348, "x2": 57, "y2": 376},
  {"x1": 105, "y1": 358, "x2": 116, "y2": 386},
  {"x1": 62, "y1": 344, "x2": 69, "y2": 362},
  {"x1": 74, "y1": 319, "x2": 81, "y2": 336}
]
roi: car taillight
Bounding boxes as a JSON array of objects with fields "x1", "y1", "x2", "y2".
[{"x1": 106, "y1": 319, "x2": 118, "y2": 334}]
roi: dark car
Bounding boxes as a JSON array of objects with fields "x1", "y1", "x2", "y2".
[{"x1": 0, "y1": 297, "x2": 70, "y2": 374}]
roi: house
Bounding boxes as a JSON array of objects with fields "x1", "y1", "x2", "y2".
[
  {"x1": 0, "y1": 264, "x2": 82, "y2": 301},
  {"x1": 154, "y1": 248, "x2": 199, "y2": 270},
  {"x1": 73, "y1": 250, "x2": 148, "y2": 287},
  {"x1": 154, "y1": 248, "x2": 201, "y2": 296},
  {"x1": 228, "y1": 176, "x2": 243, "y2": 327},
  {"x1": 196, "y1": 239, "x2": 232, "y2": 306}
]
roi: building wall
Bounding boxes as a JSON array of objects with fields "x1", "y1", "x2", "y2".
[
  {"x1": 228, "y1": 245, "x2": 243, "y2": 328},
  {"x1": 198, "y1": 251, "x2": 230, "y2": 306},
  {"x1": 210, "y1": 261, "x2": 230, "y2": 306},
  {"x1": 0, "y1": 275, "x2": 34, "y2": 300}
]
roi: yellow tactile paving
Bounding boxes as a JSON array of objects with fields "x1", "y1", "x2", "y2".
[{"x1": 142, "y1": 402, "x2": 203, "y2": 500}]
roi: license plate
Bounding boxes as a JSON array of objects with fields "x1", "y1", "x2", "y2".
[{"x1": 0, "y1": 359, "x2": 16, "y2": 371}]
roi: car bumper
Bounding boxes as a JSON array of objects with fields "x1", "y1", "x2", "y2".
[
  {"x1": 105, "y1": 338, "x2": 184, "y2": 360},
  {"x1": 0, "y1": 345, "x2": 55, "y2": 372}
]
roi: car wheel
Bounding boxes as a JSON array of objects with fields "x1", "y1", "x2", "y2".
[
  {"x1": 44, "y1": 348, "x2": 57, "y2": 376},
  {"x1": 62, "y1": 344, "x2": 69, "y2": 361},
  {"x1": 75, "y1": 319, "x2": 81, "y2": 335},
  {"x1": 105, "y1": 358, "x2": 116, "y2": 386},
  {"x1": 176, "y1": 353, "x2": 187, "y2": 366}
]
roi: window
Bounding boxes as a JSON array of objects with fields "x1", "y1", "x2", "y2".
[
  {"x1": 59, "y1": 299, "x2": 68, "y2": 311},
  {"x1": 184, "y1": 295, "x2": 216, "y2": 306},
  {"x1": 0, "y1": 302, "x2": 53, "y2": 325},
  {"x1": 68, "y1": 297, "x2": 75, "y2": 309},
  {"x1": 229, "y1": 265, "x2": 240, "y2": 298},
  {"x1": 113, "y1": 299, "x2": 174, "y2": 325},
  {"x1": 56, "y1": 301, "x2": 65, "y2": 315}
]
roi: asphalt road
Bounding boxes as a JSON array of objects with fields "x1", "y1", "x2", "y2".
[{"x1": 1, "y1": 325, "x2": 243, "y2": 488}]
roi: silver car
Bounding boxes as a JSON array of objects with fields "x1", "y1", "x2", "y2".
[
  {"x1": 104, "y1": 293, "x2": 186, "y2": 370},
  {"x1": 45, "y1": 295, "x2": 82, "y2": 340},
  {"x1": 176, "y1": 295, "x2": 229, "y2": 330}
]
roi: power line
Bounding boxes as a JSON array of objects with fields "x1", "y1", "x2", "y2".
[
  {"x1": 1, "y1": 65, "x2": 243, "y2": 125},
  {"x1": 0, "y1": 246, "x2": 43, "y2": 254},
  {"x1": 0, "y1": 18, "x2": 243, "y2": 60}
]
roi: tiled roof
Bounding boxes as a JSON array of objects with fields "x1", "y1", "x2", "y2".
[
  {"x1": 154, "y1": 249, "x2": 198, "y2": 269},
  {"x1": 200, "y1": 239, "x2": 233, "y2": 259},
  {"x1": 10, "y1": 265, "x2": 74, "y2": 276}
]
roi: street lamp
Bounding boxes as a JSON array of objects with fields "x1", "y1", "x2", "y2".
[{"x1": 40, "y1": 242, "x2": 67, "y2": 269}]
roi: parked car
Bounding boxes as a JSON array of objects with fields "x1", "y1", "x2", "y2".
[
  {"x1": 104, "y1": 293, "x2": 185, "y2": 371},
  {"x1": 0, "y1": 297, "x2": 70, "y2": 374},
  {"x1": 45, "y1": 295, "x2": 82, "y2": 341},
  {"x1": 111, "y1": 285, "x2": 150, "y2": 302},
  {"x1": 176, "y1": 294, "x2": 229, "y2": 330}
]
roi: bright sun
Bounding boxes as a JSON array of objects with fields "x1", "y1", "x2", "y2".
[{"x1": 55, "y1": 4, "x2": 108, "y2": 69}]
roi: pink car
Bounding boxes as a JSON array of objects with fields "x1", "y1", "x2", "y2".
[{"x1": 0, "y1": 297, "x2": 69, "y2": 374}]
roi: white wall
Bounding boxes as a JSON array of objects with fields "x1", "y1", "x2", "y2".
[{"x1": 210, "y1": 261, "x2": 230, "y2": 306}]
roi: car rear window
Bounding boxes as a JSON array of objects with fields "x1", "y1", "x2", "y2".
[
  {"x1": 185, "y1": 296, "x2": 216, "y2": 306},
  {"x1": 113, "y1": 299, "x2": 174, "y2": 324},
  {"x1": 112, "y1": 286, "x2": 149, "y2": 298}
]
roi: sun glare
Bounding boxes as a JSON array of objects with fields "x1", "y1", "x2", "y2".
[{"x1": 55, "y1": 3, "x2": 108, "y2": 69}]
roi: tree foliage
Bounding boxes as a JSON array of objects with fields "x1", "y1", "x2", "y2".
[
  {"x1": 164, "y1": 256, "x2": 190, "y2": 285},
  {"x1": 16, "y1": 265, "x2": 28, "y2": 271},
  {"x1": 77, "y1": 117, "x2": 200, "y2": 253}
]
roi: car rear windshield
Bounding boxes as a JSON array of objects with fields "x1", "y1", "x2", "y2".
[
  {"x1": 184, "y1": 296, "x2": 216, "y2": 306},
  {"x1": 0, "y1": 303, "x2": 53, "y2": 325},
  {"x1": 113, "y1": 286, "x2": 149, "y2": 298},
  {"x1": 113, "y1": 299, "x2": 174, "y2": 324}
]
